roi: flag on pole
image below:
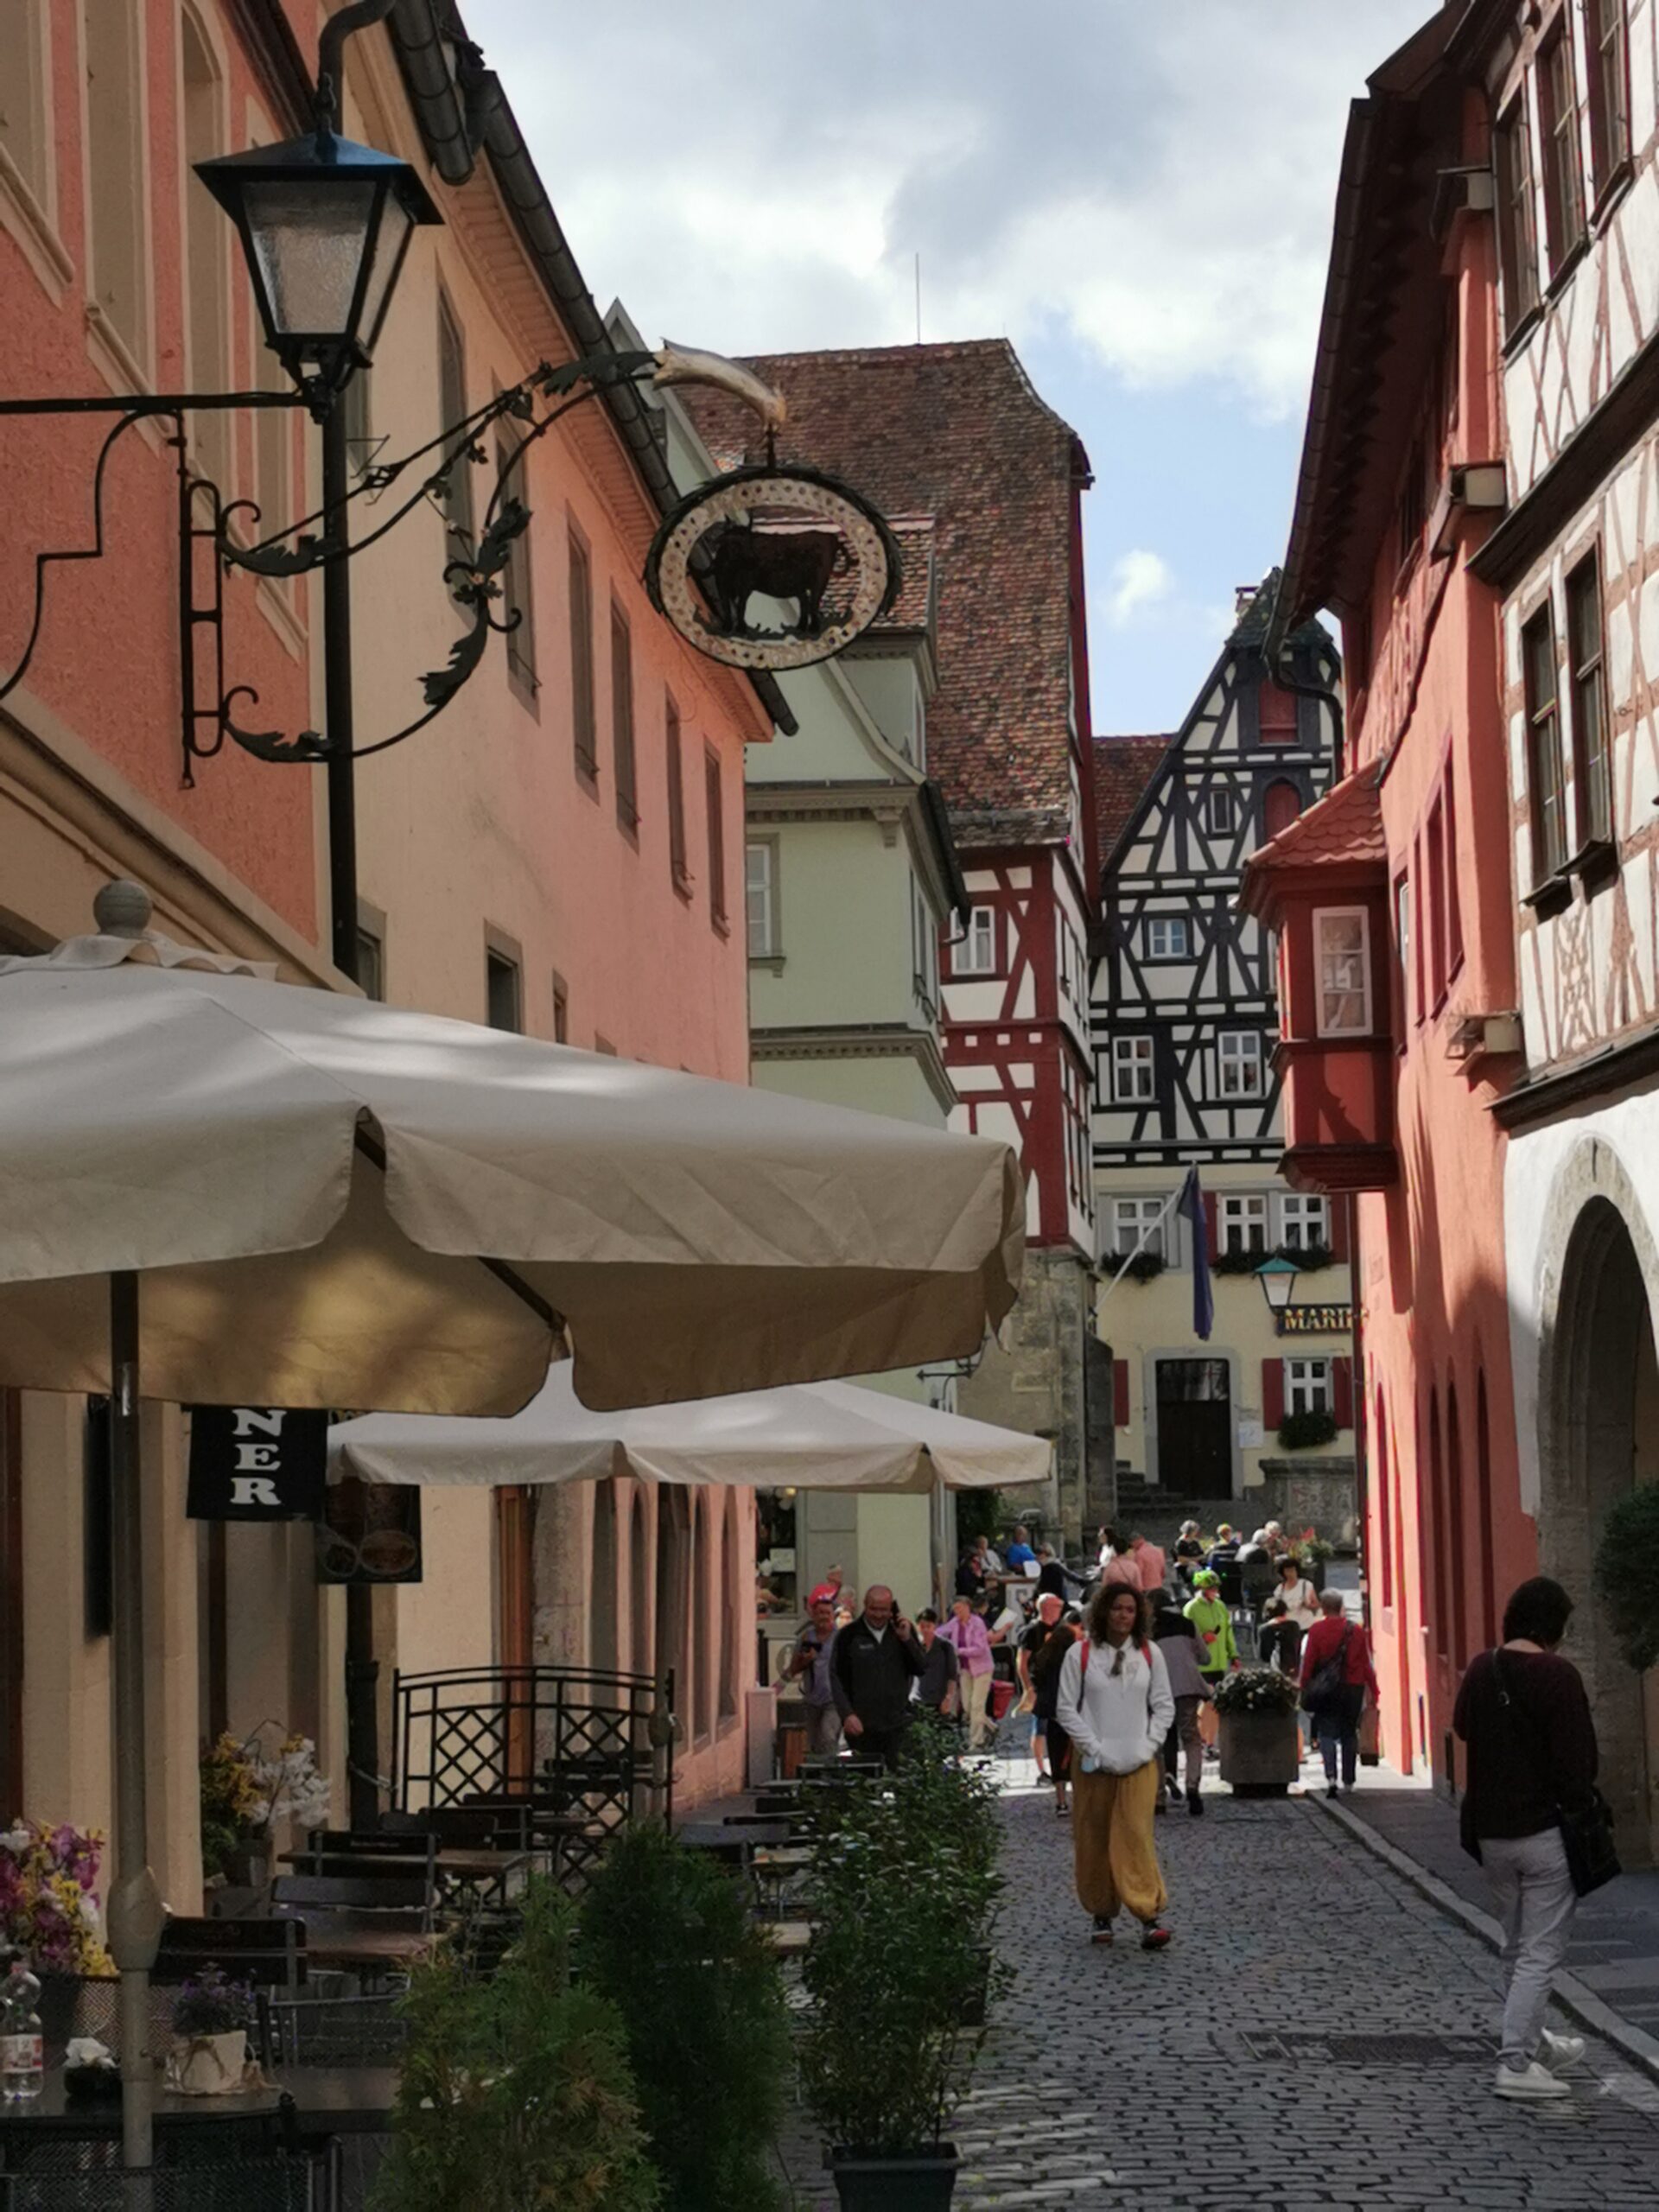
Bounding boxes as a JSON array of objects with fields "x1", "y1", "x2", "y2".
[{"x1": 1176, "y1": 1166, "x2": 1213, "y2": 1342}]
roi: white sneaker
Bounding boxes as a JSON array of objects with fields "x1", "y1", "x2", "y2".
[
  {"x1": 1539, "y1": 2030, "x2": 1586, "y2": 2074},
  {"x1": 1494, "y1": 2060, "x2": 1572, "y2": 2101}
]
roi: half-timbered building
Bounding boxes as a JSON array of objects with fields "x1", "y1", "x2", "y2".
[
  {"x1": 688, "y1": 341, "x2": 1101, "y2": 1541},
  {"x1": 1094, "y1": 583, "x2": 1357, "y2": 1533}
]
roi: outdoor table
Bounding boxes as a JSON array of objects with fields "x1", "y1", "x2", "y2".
[
  {"x1": 298, "y1": 1926, "x2": 435, "y2": 1975},
  {"x1": 0, "y1": 2065, "x2": 399, "y2": 2161},
  {"x1": 277, "y1": 1845, "x2": 531, "y2": 1905}
]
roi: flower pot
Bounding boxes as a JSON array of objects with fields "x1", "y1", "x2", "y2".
[
  {"x1": 1217, "y1": 1707, "x2": 1300, "y2": 1796},
  {"x1": 1306, "y1": 1560, "x2": 1327, "y2": 1593},
  {"x1": 830, "y1": 2144, "x2": 959, "y2": 2211},
  {"x1": 223, "y1": 1843, "x2": 270, "y2": 1890},
  {"x1": 165, "y1": 2030, "x2": 250, "y2": 2096}
]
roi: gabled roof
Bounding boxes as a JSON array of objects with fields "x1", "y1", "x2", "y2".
[
  {"x1": 683, "y1": 340, "x2": 1090, "y2": 850},
  {"x1": 1093, "y1": 735, "x2": 1173, "y2": 868},
  {"x1": 1239, "y1": 763, "x2": 1387, "y2": 918}
]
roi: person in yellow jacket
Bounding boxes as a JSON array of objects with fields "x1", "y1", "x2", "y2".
[{"x1": 1183, "y1": 1569, "x2": 1238, "y2": 1687}]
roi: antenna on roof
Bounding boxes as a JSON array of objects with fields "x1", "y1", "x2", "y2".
[{"x1": 914, "y1": 253, "x2": 922, "y2": 346}]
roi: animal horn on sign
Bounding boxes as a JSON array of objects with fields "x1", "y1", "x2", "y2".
[{"x1": 652, "y1": 343, "x2": 787, "y2": 429}]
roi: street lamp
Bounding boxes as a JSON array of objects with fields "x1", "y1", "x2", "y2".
[
  {"x1": 1255, "y1": 1253, "x2": 1300, "y2": 1322},
  {"x1": 194, "y1": 123, "x2": 439, "y2": 418}
]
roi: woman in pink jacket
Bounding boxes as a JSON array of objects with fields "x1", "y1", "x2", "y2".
[{"x1": 940, "y1": 1596, "x2": 996, "y2": 1749}]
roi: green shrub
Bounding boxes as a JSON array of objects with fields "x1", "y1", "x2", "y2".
[
  {"x1": 798, "y1": 1714, "x2": 1007, "y2": 2156},
  {"x1": 372, "y1": 1876, "x2": 659, "y2": 2212},
  {"x1": 575, "y1": 1822, "x2": 789, "y2": 2212},
  {"x1": 1278, "y1": 1409, "x2": 1338, "y2": 1451},
  {"x1": 1594, "y1": 1486, "x2": 1659, "y2": 1672}
]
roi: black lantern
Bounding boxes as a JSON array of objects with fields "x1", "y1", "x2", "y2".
[{"x1": 196, "y1": 123, "x2": 439, "y2": 410}]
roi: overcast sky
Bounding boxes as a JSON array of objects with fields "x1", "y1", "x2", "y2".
[{"x1": 461, "y1": 1, "x2": 1429, "y2": 732}]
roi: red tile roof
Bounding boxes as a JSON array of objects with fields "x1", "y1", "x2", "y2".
[
  {"x1": 1239, "y1": 764, "x2": 1387, "y2": 918},
  {"x1": 683, "y1": 340, "x2": 1089, "y2": 849},
  {"x1": 1093, "y1": 734, "x2": 1173, "y2": 869}
]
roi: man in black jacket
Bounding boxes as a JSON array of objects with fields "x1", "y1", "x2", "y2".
[{"x1": 830, "y1": 1586, "x2": 925, "y2": 1767}]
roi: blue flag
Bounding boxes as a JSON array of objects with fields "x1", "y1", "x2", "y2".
[{"x1": 1176, "y1": 1166, "x2": 1213, "y2": 1343}]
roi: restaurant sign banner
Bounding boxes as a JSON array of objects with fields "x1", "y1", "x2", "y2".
[
  {"x1": 187, "y1": 1406, "x2": 329, "y2": 1521},
  {"x1": 1278, "y1": 1304, "x2": 1354, "y2": 1337}
]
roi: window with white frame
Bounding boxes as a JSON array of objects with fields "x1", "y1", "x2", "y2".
[
  {"x1": 1315, "y1": 908, "x2": 1371, "y2": 1036},
  {"x1": 1219, "y1": 1194, "x2": 1269, "y2": 1256},
  {"x1": 1278, "y1": 1193, "x2": 1329, "y2": 1253},
  {"x1": 1112, "y1": 1195, "x2": 1168, "y2": 1262},
  {"x1": 1217, "y1": 1031, "x2": 1263, "y2": 1098},
  {"x1": 1285, "y1": 1357, "x2": 1332, "y2": 1416},
  {"x1": 1205, "y1": 787, "x2": 1236, "y2": 836},
  {"x1": 1111, "y1": 1033, "x2": 1155, "y2": 1102},
  {"x1": 1143, "y1": 916, "x2": 1191, "y2": 960},
  {"x1": 953, "y1": 906, "x2": 998, "y2": 976},
  {"x1": 745, "y1": 842, "x2": 777, "y2": 960}
]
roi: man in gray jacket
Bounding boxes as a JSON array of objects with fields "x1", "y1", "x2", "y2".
[{"x1": 1152, "y1": 1592, "x2": 1211, "y2": 1817}]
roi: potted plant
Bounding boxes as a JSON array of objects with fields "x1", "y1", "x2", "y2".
[
  {"x1": 575, "y1": 1821, "x2": 790, "y2": 2211},
  {"x1": 1294, "y1": 1531, "x2": 1335, "y2": 1591},
  {"x1": 799, "y1": 1717, "x2": 1006, "y2": 2209},
  {"x1": 1106, "y1": 1249, "x2": 1166, "y2": 1283},
  {"x1": 373, "y1": 1875, "x2": 658, "y2": 2212},
  {"x1": 200, "y1": 1727, "x2": 331, "y2": 1890},
  {"x1": 1594, "y1": 1484, "x2": 1659, "y2": 1670},
  {"x1": 0, "y1": 1821, "x2": 116, "y2": 2056},
  {"x1": 1212, "y1": 1245, "x2": 1264, "y2": 1277},
  {"x1": 1214, "y1": 1668, "x2": 1302, "y2": 1796},
  {"x1": 166, "y1": 1967, "x2": 254, "y2": 2095},
  {"x1": 1277, "y1": 1408, "x2": 1338, "y2": 1452}
]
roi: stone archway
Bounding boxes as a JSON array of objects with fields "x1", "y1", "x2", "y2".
[{"x1": 1536, "y1": 1148, "x2": 1659, "y2": 1865}]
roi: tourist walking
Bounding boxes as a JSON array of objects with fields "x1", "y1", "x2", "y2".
[
  {"x1": 1151, "y1": 1590, "x2": 1210, "y2": 1816},
  {"x1": 830, "y1": 1585, "x2": 925, "y2": 1767},
  {"x1": 1121, "y1": 1531, "x2": 1166, "y2": 1592},
  {"x1": 913, "y1": 1609, "x2": 960, "y2": 1720},
  {"x1": 787, "y1": 1597, "x2": 843, "y2": 1757},
  {"x1": 1183, "y1": 1568, "x2": 1237, "y2": 1690},
  {"x1": 1454, "y1": 1576, "x2": 1611, "y2": 2103},
  {"x1": 940, "y1": 1593, "x2": 996, "y2": 1749},
  {"x1": 1299, "y1": 1590, "x2": 1377, "y2": 1796},
  {"x1": 1034, "y1": 1544, "x2": 1087, "y2": 1605},
  {"x1": 1019, "y1": 1592, "x2": 1078, "y2": 1813},
  {"x1": 1056, "y1": 1585, "x2": 1175, "y2": 1950}
]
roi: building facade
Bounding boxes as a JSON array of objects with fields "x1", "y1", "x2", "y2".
[
  {"x1": 690, "y1": 341, "x2": 1102, "y2": 1543},
  {"x1": 1093, "y1": 582, "x2": 1355, "y2": 1541}
]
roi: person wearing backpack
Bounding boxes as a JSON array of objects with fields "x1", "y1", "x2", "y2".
[
  {"x1": 1055, "y1": 1583, "x2": 1176, "y2": 1951},
  {"x1": 1454, "y1": 1575, "x2": 1613, "y2": 2105},
  {"x1": 1298, "y1": 1589, "x2": 1377, "y2": 1796}
]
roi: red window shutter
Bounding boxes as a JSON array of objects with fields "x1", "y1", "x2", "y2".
[
  {"x1": 1329, "y1": 1198, "x2": 1351, "y2": 1262},
  {"x1": 1262, "y1": 1359, "x2": 1285, "y2": 1430},
  {"x1": 1202, "y1": 1193, "x2": 1219, "y2": 1262},
  {"x1": 1113, "y1": 1360, "x2": 1129, "y2": 1427},
  {"x1": 1333, "y1": 1357, "x2": 1354, "y2": 1429}
]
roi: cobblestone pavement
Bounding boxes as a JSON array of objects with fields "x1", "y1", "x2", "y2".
[{"x1": 777, "y1": 1751, "x2": 1659, "y2": 2210}]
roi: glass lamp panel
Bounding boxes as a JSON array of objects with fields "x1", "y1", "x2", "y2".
[
  {"x1": 355, "y1": 194, "x2": 413, "y2": 354},
  {"x1": 243, "y1": 178, "x2": 378, "y2": 343}
]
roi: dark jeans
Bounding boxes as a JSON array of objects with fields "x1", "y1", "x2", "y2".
[
  {"x1": 853, "y1": 1721, "x2": 912, "y2": 1770},
  {"x1": 1315, "y1": 1685, "x2": 1365, "y2": 1787}
]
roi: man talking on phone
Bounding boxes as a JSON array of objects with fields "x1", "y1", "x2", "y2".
[{"x1": 831, "y1": 1585, "x2": 926, "y2": 1769}]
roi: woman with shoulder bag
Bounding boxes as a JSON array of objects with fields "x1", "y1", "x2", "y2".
[
  {"x1": 1453, "y1": 1575, "x2": 1617, "y2": 2105},
  {"x1": 1056, "y1": 1584, "x2": 1176, "y2": 1951}
]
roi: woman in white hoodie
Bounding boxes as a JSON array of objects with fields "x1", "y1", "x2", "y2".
[{"x1": 1057, "y1": 1582, "x2": 1176, "y2": 1949}]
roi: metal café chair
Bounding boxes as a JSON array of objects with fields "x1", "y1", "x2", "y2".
[
  {"x1": 153, "y1": 1916, "x2": 308, "y2": 1991},
  {"x1": 258, "y1": 1991, "x2": 408, "y2": 2070}
]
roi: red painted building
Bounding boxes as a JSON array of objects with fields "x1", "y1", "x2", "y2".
[
  {"x1": 1243, "y1": 5, "x2": 1531, "y2": 1789},
  {"x1": 688, "y1": 340, "x2": 1103, "y2": 1536}
]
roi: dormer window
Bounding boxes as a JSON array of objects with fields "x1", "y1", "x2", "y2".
[{"x1": 1315, "y1": 908, "x2": 1372, "y2": 1036}]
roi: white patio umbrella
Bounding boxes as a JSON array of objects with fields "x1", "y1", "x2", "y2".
[
  {"x1": 329, "y1": 1363, "x2": 1053, "y2": 1495},
  {"x1": 0, "y1": 885, "x2": 1026, "y2": 2168}
]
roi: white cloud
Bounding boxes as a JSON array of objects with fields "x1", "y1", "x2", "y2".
[
  {"x1": 1103, "y1": 550, "x2": 1175, "y2": 628},
  {"x1": 458, "y1": 0, "x2": 1427, "y2": 418}
]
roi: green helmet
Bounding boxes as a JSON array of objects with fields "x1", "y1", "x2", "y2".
[{"x1": 1192, "y1": 1568, "x2": 1221, "y2": 1590}]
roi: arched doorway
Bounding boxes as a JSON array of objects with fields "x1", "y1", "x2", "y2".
[{"x1": 1543, "y1": 1196, "x2": 1659, "y2": 1863}]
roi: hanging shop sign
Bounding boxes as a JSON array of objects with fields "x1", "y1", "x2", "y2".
[
  {"x1": 1277, "y1": 1303, "x2": 1354, "y2": 1337},
  {"x1": 645, "y1": 464, "x2": 903, "y2": 671},
  {"x1": 317, "y1": 1476, "x2": 423, "y2": 1585},
  {"x1": 186, "y1": 1406, "x2": 329, "y2": 1521}
]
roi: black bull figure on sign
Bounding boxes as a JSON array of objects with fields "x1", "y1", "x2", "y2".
[{"x1": 702, "y1": 522, "x2": 850, "y2": 639}]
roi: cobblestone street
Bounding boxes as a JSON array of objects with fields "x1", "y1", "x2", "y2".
[{"x1": 779, "y1": 1756, "x2": 1659, "y2": 2210}]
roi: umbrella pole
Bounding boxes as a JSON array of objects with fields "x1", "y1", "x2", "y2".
[{"x1": 105, "y1": 1273, "x2": 163, "y2": 2175}]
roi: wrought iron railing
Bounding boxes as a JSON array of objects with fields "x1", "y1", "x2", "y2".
[{"x1": 391, "y1": 1665, "x2": 672, "y2": 1886}]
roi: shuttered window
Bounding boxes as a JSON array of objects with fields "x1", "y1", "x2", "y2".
[{"x1": 611, "y1": 603, "x2": 636, "y2": 830}]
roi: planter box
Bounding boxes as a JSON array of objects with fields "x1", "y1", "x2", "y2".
[
  {"x1": 1217, "y1": 1707, "x2": 1300, "y2": 1796},
  {"x1": 830, "y1": 2145, "x2": 959, "y2": 2211}
]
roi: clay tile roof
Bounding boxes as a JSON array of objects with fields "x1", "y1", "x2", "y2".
[
  {"x1": 1093, "y1": 734, "x2": 1173, "y2": 868},
  {"x1": 870, "y1": 517, "x2": 937, "y2": 635},
  {"x1": 683, "y1": 340, "x2": 1089, "y2": 849},
  {"x1": 1240, "y1": 764, "x2": 1387, "y2": 918}
]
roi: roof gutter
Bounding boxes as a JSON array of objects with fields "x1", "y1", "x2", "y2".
[{"x1": 386, "y1": 1, "x2": 797, "y2": 736}]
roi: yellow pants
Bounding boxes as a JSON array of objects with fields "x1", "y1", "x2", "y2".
[{"x1": 1071, "y1": 1756, "x2": 1168, "y2": 1924}]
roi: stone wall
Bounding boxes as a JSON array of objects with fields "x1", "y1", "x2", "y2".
[
  {"x1": 957, "y1": 1247, "x2": 1098, "y2": 1548},
  {"x1": 1253, "y1": 1457, "x2": 1358, "y2": 1550}
]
